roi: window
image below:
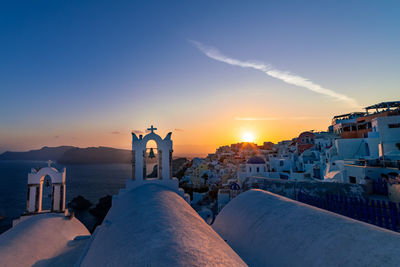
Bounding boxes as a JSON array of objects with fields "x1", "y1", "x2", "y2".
[
  {"x1": 389, "y1": 123, "x2": 400, "y2": 129},
  {"x1": 249, "y1": 167, "x2": 252, "y2": 172},
  {"x1": 349, "y1": 176, "x2": 356, "y2": 184},
  {"x1": 257, "y1": 167, "x2": 259, "y2": 173},
  {"x1": 365, "y1": 143, "x2": 370, "y2": 156}
]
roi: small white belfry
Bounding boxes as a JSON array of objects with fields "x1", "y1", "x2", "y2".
[
  {"x1": 132, "y1": 125, "x2": 173, "y2": 181},
  {"x1": 125, "y1": 126, "x2": 189, "y2": 201},
  {"x1": 26, "y1": 161, "x2": 66, "y2": 213}
]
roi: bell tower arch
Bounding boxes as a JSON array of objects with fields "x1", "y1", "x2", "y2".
[
  {"x1": 26, "y1": 161, "x2": 66, "y2": 214},
  {"x1": 125, "y1": 126, "x2": 188, "y2": 201},
  {"x1": 132, "y1": 126, "x2": 173, "y2": 182}
]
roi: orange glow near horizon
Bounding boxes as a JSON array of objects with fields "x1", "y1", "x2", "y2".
[{"x1": 0, "y1": 114, "x2": 331, "y2": 157}]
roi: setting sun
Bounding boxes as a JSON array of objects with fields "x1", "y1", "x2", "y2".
[{"x1": 242, "y1": 132, "x2": 255, "y2": 143}]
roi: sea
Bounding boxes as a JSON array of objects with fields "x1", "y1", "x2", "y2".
[{"x1": 0, "y1": 160, "x2": 132, "y2": 234}]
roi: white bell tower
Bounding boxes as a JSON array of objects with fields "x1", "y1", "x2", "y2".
[
  {"x1": 131, "y1": 125, "x2": 173, "y2": 181},
  {"x1": 26, "y1": 163, "x2": 66, "y2": 214},
  {"x1": 123, "y1": 126, "x2": 189, "y2": 202}
]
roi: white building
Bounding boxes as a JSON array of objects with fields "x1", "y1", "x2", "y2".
[
  {"x1": 237, "y1": 156, "x2": 269, "y2": 183},
  {"x1": 325, "y1": 115, "x2": 400, "y2": 183}
]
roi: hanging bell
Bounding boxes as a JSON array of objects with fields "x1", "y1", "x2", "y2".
[{"x1": 149, "y1": 148, "x2": 156, "y2": 159}]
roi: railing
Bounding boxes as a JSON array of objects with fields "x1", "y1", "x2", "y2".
[
  {"x1": 298, "y1": 192, "x2": 400, "y2": 232},
  {"x1": 344, "y1": 159, "x2": 400, "y2": 169},
  {"x1": 373, "y1": 178, "x2": 388, "y2": 195}
]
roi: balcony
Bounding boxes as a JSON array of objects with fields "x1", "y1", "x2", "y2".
[{"x1": 344, "y1": 159, "x2": 400, "y2": 169}]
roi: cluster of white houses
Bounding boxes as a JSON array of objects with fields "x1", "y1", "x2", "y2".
[
  {"x1": 204, "y1": 101, "x2": 400, "y2": 209},
  {"x1": 233, "y1": 101, "x2": 400, "y2": 186}
]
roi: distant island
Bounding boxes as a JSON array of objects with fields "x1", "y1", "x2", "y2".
[
  {"x1": 0, "y1": 146, "x2": 188, "y2": 167},
  {"x1": 0, "y1": 146, "x2": 75, "y2": 161},
  {"x1": 0, "y1": 146, "x2": 131, "y2": 164},
  {"x1": 58, "y1": 147, "x2": 131, "y2": 164}
]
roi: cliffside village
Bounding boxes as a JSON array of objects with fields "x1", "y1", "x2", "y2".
[{"x1": 178, "y1": 101, "x2": 400, "y2": 216}]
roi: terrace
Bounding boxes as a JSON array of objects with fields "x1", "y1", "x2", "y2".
[
  {"x1": 365, "y1": 101, "x2": 400, "y2": 114},
  {"x1": 344, "y1": 158, "x2": 400, "y2": 170}
]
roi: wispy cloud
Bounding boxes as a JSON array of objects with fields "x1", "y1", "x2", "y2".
[
  {"x1": 190, "y1": 40, "x2": 360, "y2": 108},
  {"x1": 290, "y1": 116, "x2": 322, "y2": 120},
  {"x1": 110, "y1": 131, "x2": 121, "y2": 135},
  {"x1": 235, "y1": 117, "x2": 279, "y2": 121},
  {"x1": 174, "y1": 128, "x2": 184, "y2": 132},
  {"x1": 235, "y1": 116, "x2": 322, "y2": 121}
]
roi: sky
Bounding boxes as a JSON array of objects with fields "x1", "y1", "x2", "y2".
[{"x1": 0, "y1": 0, "x2": 399, "y2": 156}]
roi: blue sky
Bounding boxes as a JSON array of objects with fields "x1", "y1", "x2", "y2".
[{"x1": 1, "y1": 1, "x2": 399, "y2": 154}]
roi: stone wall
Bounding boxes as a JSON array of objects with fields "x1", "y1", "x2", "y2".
[{"x1": 243, "y1": 177, "x2": 367, "y2": 200}]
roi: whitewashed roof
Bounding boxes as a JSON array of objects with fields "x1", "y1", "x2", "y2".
[
  {"x1": 213, "y1": 189, "x2": 400, "y2": 267},
  {"x1": 79, "y1": 184, "x2": 246, "y2": 266},
  {"x1": 0, "y1": 213, "x2": 90, "y2": 267}
]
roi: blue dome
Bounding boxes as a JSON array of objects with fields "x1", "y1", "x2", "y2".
[{"x1": 247, "y1": 156, "x2": 266, "y2": 164}]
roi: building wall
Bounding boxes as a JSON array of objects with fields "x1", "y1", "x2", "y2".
[
  {"x1": 297, "y1": 132, "x2": 315, "y2": 154},
  {"x1": 243, "y1": 176, "x2": 367, "y2": 199},
  {"x1": 343, "y1": 164, "x2": 400, "y2": 184},
  {"x1": 335, "y1": 138, "x2": 380, "y2": 159},
  {"x1": 246, "y1": 163, "x2": 268, "y2": 176},
  {"x1": 388, "y1": 184, "x2": 400, "y2": 203},
  {"x1": 190, "y1": 163, "x2": 209, "y2": 186},
  {"x1": 269, "y1": 157, "x2": 292, "y2": 172},
  {"x1": 375, "y1": 115, "x2": 400, "y2": 141},
  {"x1": 373, "y1": 115, "x2": 400, "y2": 157}
]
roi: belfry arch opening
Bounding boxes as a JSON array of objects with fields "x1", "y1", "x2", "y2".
[
  {"x1": 40, "y1": 175, "x2": 53, "y2": 211},
  {"x1": 144, "y1": 139, "x2": 161, "y2": 180}
]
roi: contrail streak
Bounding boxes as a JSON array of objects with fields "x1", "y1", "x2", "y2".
[{"x1": 190, "y1": 40, "x2": 360, "y2": 108}]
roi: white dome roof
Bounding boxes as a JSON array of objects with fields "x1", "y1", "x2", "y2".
[
  {"x1": 80, "y1": 184, "x2": 246, "y2": 266},
  {"x1": 247, "y1": 156, "x2": 266, "y2": 164},
  {"x1": 0, "y1": 213, "x2": 89, "y2": 267},
  {"x1": 213, "y1": 189, "x2": 400, "y2": 266}
]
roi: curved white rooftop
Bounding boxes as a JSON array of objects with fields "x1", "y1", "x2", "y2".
[
  {"x1": 79, "y1": 184, "x2": 246, "y2": 267},
  {"x1": 213, "y1": 189, "x2": 400, "y2": 267},
  {"x1": 0, "y1": 213, "x2": 90, "y2": 267},
  {"x1": 247, "y1": 156, "x2": 266, "y2": 164}
]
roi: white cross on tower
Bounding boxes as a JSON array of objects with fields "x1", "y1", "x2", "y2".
[{"x1": 147, "y1": 125, "x2": 157, "y2": 133}]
